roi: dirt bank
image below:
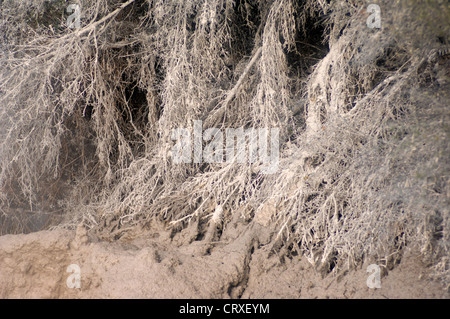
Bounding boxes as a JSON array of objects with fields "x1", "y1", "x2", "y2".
[{"x1": 1, "y1": 221, "x2": 448, "y2": 299}]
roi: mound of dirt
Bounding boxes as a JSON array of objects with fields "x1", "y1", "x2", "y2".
[{"x1": 1, "y1": 221, "x2": 447, "y2": 299}]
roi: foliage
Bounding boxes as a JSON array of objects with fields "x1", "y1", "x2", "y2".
[{"x1": 0, "y1": 0, "x2": 448, "y2": 286}]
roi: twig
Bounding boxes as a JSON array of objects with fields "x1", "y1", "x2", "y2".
[
  {"x1": 207, "y1": 47, "x2": 262, "y2": 127},
  {"x1": 74, "y1": 0, "x2": 136, "y2": 38}
]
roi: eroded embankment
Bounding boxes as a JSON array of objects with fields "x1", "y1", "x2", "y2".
[{"x1": 0, "y1": 220, "x2": 448, "y2": 299}]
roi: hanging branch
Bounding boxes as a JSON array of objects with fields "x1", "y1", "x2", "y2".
[{"x1": 207, "y1": 46, "x2": 262, "y2": 127}]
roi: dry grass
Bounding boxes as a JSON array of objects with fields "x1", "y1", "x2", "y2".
[{"x1": 0, "y1": 0, "x2": 449, "y2": 287}]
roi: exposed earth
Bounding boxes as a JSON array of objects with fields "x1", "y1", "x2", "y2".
[{"x1": 1, "y1": 219, "x2": 448, "y2": 299}]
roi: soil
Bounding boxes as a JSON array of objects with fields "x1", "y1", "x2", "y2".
[{"x1": 0, "y1": 218, "x2": 448, "y2": 299}]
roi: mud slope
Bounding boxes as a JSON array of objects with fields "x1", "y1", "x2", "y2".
[{"x1": 0, "y1": 221, "x2": 448, "y2": 299}]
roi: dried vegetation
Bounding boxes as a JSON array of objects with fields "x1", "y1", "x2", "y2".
[{"x1": 0, "y1": 0, "x2": 449, "y2": 287}]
